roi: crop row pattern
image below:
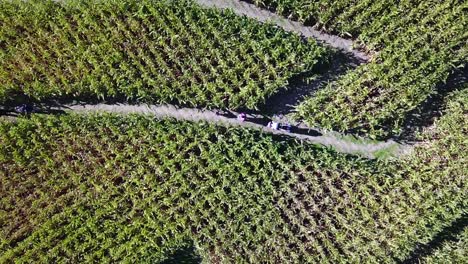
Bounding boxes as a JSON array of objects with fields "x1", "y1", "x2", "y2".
[
  {"x1": 247, "y1": 0, "x2": 467, "y2": 138},
  {"x1": 1, "y1": 88, "x2": 466, "y2": 262},
  {"x1": 0, "y1": 0, "x2": 329, "y2": 109}
]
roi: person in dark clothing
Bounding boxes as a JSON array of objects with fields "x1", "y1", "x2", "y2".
[{"x1": 15, "y1": 104, "x2": 34, "y2": 114}]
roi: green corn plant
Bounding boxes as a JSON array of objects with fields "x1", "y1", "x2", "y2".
[{"x1": 0, "y1": 0, "x2": 330, "y2": 109}]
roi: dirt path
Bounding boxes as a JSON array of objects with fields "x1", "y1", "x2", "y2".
[
  {"x1": 195, "y1": 0, "x2": 370, "y2": 61},
  {"x1": 23, "y1": 103, "x2": 411, "y2": 159},
  {"x1": 260, "y1": 53, "x2": 360, "y2": 115},
  {"x1": 3, "y1": 0, "x2": 402, "y2": 158}
]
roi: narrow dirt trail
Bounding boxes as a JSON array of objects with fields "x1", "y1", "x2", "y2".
[
  {"x1": 260, "y1": 53, "x2": 360, "y2": 115},
  {"x1": 195, "y1": 0, "x2": 370, "y2": 61},
  {"x1": 2, "y1": 0, "x2": 402, "y2": 158},
  {"x1": 29, "y1": 103, "x2": 411, "y2": 159}
]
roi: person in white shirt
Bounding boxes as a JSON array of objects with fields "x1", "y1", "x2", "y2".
[
  {"x1": 237, "y1": 112, "x2": 246, "y2": 122},
  {"x1": 267, "y1": 121, "x2": 279, "y2": 130}
]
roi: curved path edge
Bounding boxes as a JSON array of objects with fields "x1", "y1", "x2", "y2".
[
  {"x1": 31, "y1": 103, "x2": 412, "y2": 159},
  {"x1": 195, "y1": 0, "x2": 371, "y2": 61}
]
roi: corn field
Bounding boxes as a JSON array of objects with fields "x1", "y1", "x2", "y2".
[
  {"x1": 419, "y1": 226, "x2": 467, "y2": 264},
  {"x1": 1, "y1": 0, "x2": 467, "y2": 262},
  {"x1": 0, "y1": 0, "x2": 329, "y2": 109},
  {"x1": 1, "y1": 86, "x2": 466, "y2": 262},
  {"x1": 248, "y1": 0, "x2": 467, "y2": 138}
]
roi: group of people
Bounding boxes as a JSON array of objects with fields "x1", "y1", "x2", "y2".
[
  {"x1": 12, "y1": 105, "x2": 293, "y2": 132},
  {"x1": 237, "y1": 112, "x2": 292, "y2": 133}
]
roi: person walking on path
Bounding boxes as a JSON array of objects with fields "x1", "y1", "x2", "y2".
[
  {"x1": 267, "y1": 121, "x2": 279, "y2": 130},
  {"x1": 237, "y1": 112, "x2": 247, "y2": 122}
]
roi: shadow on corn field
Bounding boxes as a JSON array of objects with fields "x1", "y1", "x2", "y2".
[
  {"x1": 397, "y1": 66, "x2": 467, "y2": 142},
  {"x1": 160, "y1": 244, "x2": 202, "y2": 264},
  {"x1": 0, "y1": 49, "x2": 362, "y2": 121},
  {"x1": 258, "y1": 51, "x2": 363, "y2": 115},
  {"x1": 400, "y1": 214, "x2": 467, "y2": 264},
  {"x1": 0, "y1": 92, "x2": 134, "y2": 117},
  {"x1": 0, "y1": 100, "x2": 67, "y2": 117}
]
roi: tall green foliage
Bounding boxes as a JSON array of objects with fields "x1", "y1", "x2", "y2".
[
  {"x1": 1, "y1": 86, "x2": 466, "y2": 262},
  {"x1": 0, "y1": 0, "x2": 329, "y2": 109},
  {"x1": 248, "y1": 0, "x2": 467, "y2": 138},
  {"x1": 419, "y1": 226, "x2": 467, "y2": 264}
]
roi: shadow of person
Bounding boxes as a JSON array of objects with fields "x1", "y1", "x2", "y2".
[
  {"x1": 33, "y1": 108, "x2": 67, "y2": 115},
  {"x1": 0, "y1": 105, "x2": 68, "y2": 117},
  {"x1": 292, "y1": 127, "x2": 322, "y2": 137},
  {"x1": 247, "y1": 116, "x2": 270, "y2": 126},
  {"x1": 215, "y1": 110, "x2": 236, "y2": 118}
]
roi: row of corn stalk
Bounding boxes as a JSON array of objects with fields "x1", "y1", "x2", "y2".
[
  {"x1": 0, "y1": 0, "x2": 330, "y2": 109},
  {"x1": 1, "y1": 92, "x2": 466, "y2": 262},
  {"x1": 247, "y1": 0, "x2": 467, "y2": 139},
  {"x1": 295, "y1": 0, "x2": 466, "y2": 138}
]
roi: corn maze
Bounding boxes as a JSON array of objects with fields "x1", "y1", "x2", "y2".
[
  {"x1": 1, "y1": 0, "x2": 467, "y2": 262},
  {"x1": 247, "y1": 0, "x2": 467, "y2": 138},
  {"x1": 1, "y1": 88, "x2": 466, "y2": 262}
]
